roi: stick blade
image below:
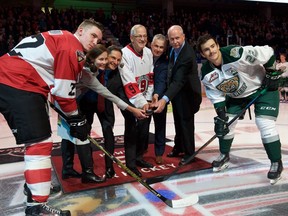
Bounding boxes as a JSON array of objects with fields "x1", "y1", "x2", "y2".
[
  {"x1": 169, "y1": 193, "x2": 199, "y2": 208},
  {"x1": 145, "y1": 176, "x2": 167, "y2": 185}
]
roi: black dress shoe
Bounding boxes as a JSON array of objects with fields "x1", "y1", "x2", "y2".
[
  {"x1": 82, "y1": 169, "x2": 106, "y2": 183},
  {"x1": 62, "y1": 168, "x2": 81, "y2": 179},
  {"x1": 167, "y1": 149, "x2": 182, "y2": 158},
  {"x1": 136, "y1": 159, "x2": 153, "y2": 168},
  {"x1": 105, "y1": 167, "x2": 115, "y2": 179},
  {"x1": 179, "y1": 155, "x2": 195, "y2": 166},
  {"x1": 127, "y1": 167, "x2": 142, "y2": 177}
]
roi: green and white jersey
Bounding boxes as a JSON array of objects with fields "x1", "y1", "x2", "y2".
[{"x1": 200, "y1": 45, "x2": 275, "y2": 108}]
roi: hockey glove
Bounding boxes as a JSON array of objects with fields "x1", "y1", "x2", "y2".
[
  {"x1": 214, "y1": 116, "x2": 229, "y2": 138},
  {"x1": 67, "y1": 114, "x2": 89, "y2": 141},
  {"x1": 262, "y1": 69, "x2": 283, "y2": 91}
]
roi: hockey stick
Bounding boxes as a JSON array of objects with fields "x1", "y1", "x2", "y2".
[
  {"x1": 49, "y1": 102, "x2": 199, "y2": 208},
  {"x1": 146, "y1": 87, "x2": 268, "y2": 185}
]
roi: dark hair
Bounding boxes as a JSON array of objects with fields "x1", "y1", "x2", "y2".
[
  {"x1": 86, "y1": 44, "x2": 107, "y2": 62},
  {"x1": 196, "y1": 34, "x2": 217, "y2": 52},
  {"x1": 107, "y1": 45, "x2": 122, "y2": 55},
  {"x1": 85, "y1": 44, "x2": 107, "y2": 72},
  {"x1": 279, "y1": 52, "x2": 287, "y2": 58}
]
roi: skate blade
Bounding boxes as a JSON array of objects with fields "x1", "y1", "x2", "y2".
[
  {"x1": 213, "y1": 163, "x2": 229, "y2": 172},
  {"x1": 48, "y1": 190, "x2": 62, "y2": 200},
  {"x1": 270, "y1": 176, "x2": 281, "y2": 185}
]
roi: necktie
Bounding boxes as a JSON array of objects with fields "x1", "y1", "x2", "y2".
[{"x1": 97, "y1": 71, "x2": 105, "y2": 113}]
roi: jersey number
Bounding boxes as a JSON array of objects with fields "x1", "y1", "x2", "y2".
[
  {"x1": 8, "y1": 34, "x2": 44, "y2": 57},
  {"x1": 139, "y1": 79, "x2": 148, "y2": 92},
  {"x1": 68, "y1": 83, "x2": 76, "y2": 96},
  {"x1": 245, "y1": 50, "x2": 256, "y2": 63},
  {"x1": 128, "y1": 84, "x2": 136, "y2": 94}
]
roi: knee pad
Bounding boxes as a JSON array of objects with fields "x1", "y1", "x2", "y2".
[{"x1": 255, "y1": 117, "x2": 279, "y2": 143}]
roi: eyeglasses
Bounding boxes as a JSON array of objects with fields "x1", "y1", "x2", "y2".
[{"x1": 133, "y1": 35, "x2": 147, "y2": 39}]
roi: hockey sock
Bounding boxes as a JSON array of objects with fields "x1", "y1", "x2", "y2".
[
  {"x1": 24, "y1": 137, "x2": 53, "y2": 203},
  {"x1": 264, "y1": 140, "x2": 282, "y2": 162},
  {"x1": 219, "y1": 138, "x2": 233, "y2": 154}
]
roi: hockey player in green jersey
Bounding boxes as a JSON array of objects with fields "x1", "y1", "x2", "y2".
[{"x1": 196, "y1": 34, "x2": 283, "y2": 185}]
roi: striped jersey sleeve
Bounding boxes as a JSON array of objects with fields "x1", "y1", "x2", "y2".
[{"x1": 0, "y1": 30, "x2": 85, "y2": 115}]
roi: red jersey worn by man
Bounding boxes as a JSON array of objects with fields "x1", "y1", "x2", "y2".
[
  {"x1": 0, "y1": 30, "x2": 84, "y2": 112},
  {"x1": 0, "y1": 19, "x2": 103, "y2": 216}
]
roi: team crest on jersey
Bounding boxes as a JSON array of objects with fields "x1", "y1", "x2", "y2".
[
  {"x1": 76, "y1": 50, "x2": 85, "y2": 62},
  {"x1": 230, "y1": 47, "x2": 241, "y2": 58},
  {"x1": 216, "y1": 75, "x2": 239, "y2": 93},
  {"x1": 209, "y1": 71, "x2": 219, "y2": 83}
]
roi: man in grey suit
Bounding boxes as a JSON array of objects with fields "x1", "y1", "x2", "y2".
[{"x1": 154, "y1": 25, "x2": 202, "y2": 165}]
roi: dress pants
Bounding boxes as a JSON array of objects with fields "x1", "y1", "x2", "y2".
[
  {"x1": 153, "y1": 105, "x2": 167, "y2": 156},
  {"x1": 121, "y1": 110, "x2": 151, "y2": 168}
]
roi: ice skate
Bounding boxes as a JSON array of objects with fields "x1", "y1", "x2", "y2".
[
  {"x1": 212, "y1": 153, "x2": 230, "y2": 172},
  {"x1": 268, "y1": 160, "x2": 283, "y2": 185},
  {"x1": 25, "y1": 202, "x2": 71, "y2": 216}
]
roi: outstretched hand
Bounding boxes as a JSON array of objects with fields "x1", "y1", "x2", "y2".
[{"x1": 128, "y1": 106, "x2": 147, "y2": 120}]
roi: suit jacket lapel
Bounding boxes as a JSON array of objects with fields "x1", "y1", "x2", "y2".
[
  {"x1": 167, "y1": 42, "x2": 188, "y2": 85},
  {"x1": 167, "y1": 49, "x2": 175, "y2": 85},
  {"x1": 106, "y1": 69, "x2": 117, "y2": 89}
]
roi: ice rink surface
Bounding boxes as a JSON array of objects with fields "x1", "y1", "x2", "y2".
[{"x1": 0, "y1": 98, "x2": 287, "y2": 216}]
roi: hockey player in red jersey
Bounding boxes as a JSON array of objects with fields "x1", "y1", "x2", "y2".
[{"x1": 0, "y1": 18, "x2": 104, "y2": 216}]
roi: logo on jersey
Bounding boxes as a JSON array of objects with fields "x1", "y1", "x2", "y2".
[
  {"x1": 216, "y1": 75, "x2": 239, "y2": 93},
  {"x1": 231, "y1": 82, "x2": 247, "y2": 97},
  {"x1": 230, "y1": 47, "x2": 241, "y2": 58},
  {"x1": 76, "y1": 50, "x2": 85, "y2": 62},
  {"x1": 209, "y1": 71, "x2": 219, "y2": 83},
  {"x1": 224, "y1": 67, "x2": 238, "y2": 76}
]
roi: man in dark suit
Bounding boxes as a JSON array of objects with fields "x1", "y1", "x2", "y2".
[
  {"x1": 102, "y1": 45, "x2": 126, "y2": 178},
  {"x1": 154, "y1": 25, "x2": 202, "y2": 165},
  {"x1": 150, "y1": 34, "x2": 168, "y2": 164},
  {"x1": 98, "y1": 45, "x2": 147, "y2": 178}
]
